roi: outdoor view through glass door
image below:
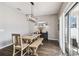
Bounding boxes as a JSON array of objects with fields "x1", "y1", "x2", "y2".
[{"x1": 65, "y1": 2, "x2": 79, "y2": 56}]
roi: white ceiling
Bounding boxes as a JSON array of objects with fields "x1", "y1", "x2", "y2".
[
  {"x1": 34, "y1": 2, "x2": 62, "y2": 16},
  {"x1": 4, "y1": 2, "x2": 63, "y2": 16}
]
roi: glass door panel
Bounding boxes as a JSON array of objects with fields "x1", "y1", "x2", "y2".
[
  {"x1": 69, "y1": 3, "x2": 79, "y2": 56},
  {"x1": 65, "y1": 2, "x2": 79, "y2": 56}
]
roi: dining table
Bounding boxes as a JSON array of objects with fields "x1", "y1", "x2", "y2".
[
  {"x1": 22, "y1": 34, "x2": 41, "y2": 55},
  {"x1": 22, "y1": 34, "x2": 41, "y2": 44}
]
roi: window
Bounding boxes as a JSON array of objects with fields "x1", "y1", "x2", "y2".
[{"x1": 69, "y1": 16, "x2": 76, "y2": 28}]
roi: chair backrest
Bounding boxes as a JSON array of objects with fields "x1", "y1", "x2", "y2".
[{"x1": 12, "y1": 34, "x2": 21, "y2": 45}]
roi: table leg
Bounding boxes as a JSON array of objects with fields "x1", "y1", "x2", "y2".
[
  {"x1": 41, "y1": 42, "x2": 43, "y2": 45},
  {"x1": 33, "y1": 48, "x2": 38, "y2": 56}
]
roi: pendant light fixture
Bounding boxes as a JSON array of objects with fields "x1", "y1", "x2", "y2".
[{"x1": 28, "y1": 2, "x2": 36, "y2": 22}]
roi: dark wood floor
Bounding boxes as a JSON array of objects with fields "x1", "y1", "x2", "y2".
[{"x1": 0, "y1": 40, "x2": 62, "y2": 56}]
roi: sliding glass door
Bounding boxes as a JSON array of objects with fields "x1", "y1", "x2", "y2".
[{"x1": 65, "y1": 2, "x2": 79, "y2": 56}]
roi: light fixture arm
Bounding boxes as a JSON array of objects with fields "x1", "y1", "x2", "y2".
[{"x1": 30, "y1": 2, "x2": 34, "y2": 16}]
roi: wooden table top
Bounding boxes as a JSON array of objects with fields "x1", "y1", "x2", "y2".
[{"x1": 22, "y1": 34, "x2": 41, "y2": 40}]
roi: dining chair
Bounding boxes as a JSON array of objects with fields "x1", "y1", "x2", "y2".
[{"x1": 12, "y1": 34, "x2": 29, "y2": 56}]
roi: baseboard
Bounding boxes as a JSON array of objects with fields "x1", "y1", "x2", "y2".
[
  {"x1": 48, "y1": 39, "x2": 58, "y2": 40},
  {"x1": 0, "y1": 43, "x2": 13, "y2": 49}
]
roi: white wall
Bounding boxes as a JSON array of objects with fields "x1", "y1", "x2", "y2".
[
  {"x1": 0, "y1": 3, "x2": 29, "y2": 49},
  {"x1": 28, "y1": 21, "x2": 35, "y2": 34},
  {"x1": 37, "y1": 15, "x2": 59, "y2": 40}
]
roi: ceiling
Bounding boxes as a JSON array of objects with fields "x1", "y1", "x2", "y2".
[{"x1": 4, "y1": 2, "x2": 63, "y2": 16}]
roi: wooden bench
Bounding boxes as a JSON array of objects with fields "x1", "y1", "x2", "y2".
[{"x1": 29, "y1": 38, "x2": 43, "y2": 56}]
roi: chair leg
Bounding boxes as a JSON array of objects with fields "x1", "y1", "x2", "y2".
[
  {"x1": 29, "y1": 48, "x2": 33, "y2": 55},
  {"x1": 27, "y1": 47, "x2": 29, "y2": 55},
  {"x1": 13, "y1": 47, "x2": 15, "y2": 56},
  {"x1": 21, "y1": 49, "x2": 23, "y2": 56}
]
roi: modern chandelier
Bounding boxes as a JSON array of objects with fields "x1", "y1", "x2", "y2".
[{"x1": 28, "y1": 2, "x2": 36, "y2": 23}]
